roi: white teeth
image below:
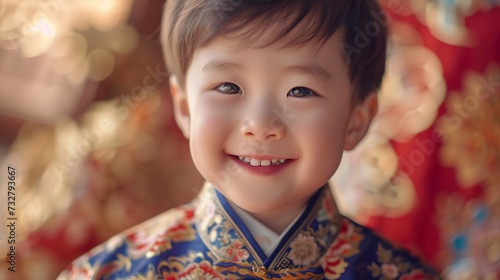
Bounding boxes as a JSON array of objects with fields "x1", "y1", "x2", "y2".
[
  {"x1": 237, "y1": 156, "x2": 287, "y2": 166},
  {"x1": 238, "y1": 156, "x2": 251, "y2": 163},
  {"x1": 260, "y1": 160, "x2": 271, "y2": 166},
  {"x1": 250, "y1": 159, "x2": 260, "y2": 166}
]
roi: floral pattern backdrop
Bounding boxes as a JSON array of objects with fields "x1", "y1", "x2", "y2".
[
  {"x1": 0, "y1": 1, "x2": 499, "y2": 279},
  {"x1": 332, "y1": 1, "x2": 500, "y2": 279}
]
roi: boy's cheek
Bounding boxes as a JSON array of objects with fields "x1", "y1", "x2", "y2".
[{"x1": 189, "y1": 113, "x2": 232, "y2": 145}]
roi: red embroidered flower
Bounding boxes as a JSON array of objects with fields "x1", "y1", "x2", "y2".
[
  {"x1": 177, "y1": 261, "x2": 225, "y2": 280},
  {"x1": 125, "y1": 211, "x2": 196, "y2": 258},
  {"x1": 381, "y1": 263, "x2": 399, "y2": 279},
  {"x1": 221, "y1": 240, "x2": 250, "y2": 262},
  {"x1": 322, "y1": 255, "x2": 348, "y2": 278},
  {"x1": 329, "y1": 220, "x2": 363, "y2": 258}
]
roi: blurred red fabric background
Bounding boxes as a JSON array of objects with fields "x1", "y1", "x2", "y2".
[{"x1": 0, "y1": 1, "x2": 499, "y2": 279}]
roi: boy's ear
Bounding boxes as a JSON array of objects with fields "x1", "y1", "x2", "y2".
[
  {"x1": 169, "y1": 75, "x2": 191, "y2": 139},
  {"x1": 344, "y1": 93, "x2": 378, "y2": 151}
]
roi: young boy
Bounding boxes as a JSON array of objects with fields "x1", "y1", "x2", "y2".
[{"x1": 59, "y1": 0, "x2": 442, "y2": 279}]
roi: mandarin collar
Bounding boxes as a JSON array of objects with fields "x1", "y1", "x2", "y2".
[{"x1": 194, "y1": 182, "x2": 342, "y2": 272}]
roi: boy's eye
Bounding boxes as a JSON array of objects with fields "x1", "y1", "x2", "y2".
[
  {"x1": 216, "y1": 83, "x2": 242, "y2": 94},
  {"x1": 287, "y1": 87, "x2": 317, "y2": 98}
]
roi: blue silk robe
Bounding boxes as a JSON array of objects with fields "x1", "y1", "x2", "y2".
[{"x1": 58, "y1": 184, "x2": 442, "y2": 279}]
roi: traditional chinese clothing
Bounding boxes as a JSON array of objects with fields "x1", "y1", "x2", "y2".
[{"x1": 58, "y1": 183, "x2": 442, "y2": 279}]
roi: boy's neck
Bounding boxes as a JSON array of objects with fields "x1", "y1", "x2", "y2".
[{"x1": 244, "y1": 196, "x2": 310, "y2": 234}]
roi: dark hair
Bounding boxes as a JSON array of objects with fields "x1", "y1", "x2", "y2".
[{"x1": 161, "y1": 0, "x2": 387, "y2": 101}]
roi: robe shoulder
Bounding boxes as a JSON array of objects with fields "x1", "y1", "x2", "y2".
[{"x1": 57, "y1": 203, "x2": 198, "y2": 279}]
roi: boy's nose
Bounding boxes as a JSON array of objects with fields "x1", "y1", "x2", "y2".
[{"x1": 240, "y1": 107, "x2": 286, "y2": 142}]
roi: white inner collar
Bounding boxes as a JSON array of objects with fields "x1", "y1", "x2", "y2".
[{"x1": 229, "y1": 202, "x2": 305, "y2": 257}]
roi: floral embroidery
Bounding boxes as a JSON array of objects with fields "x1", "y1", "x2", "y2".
[
  {"x1": 220, "y1": 240, "x2": 250, "y2": 262},
  {"x1": 367, "y1": 243, "x2": 440, "y2": 280},
  {"x1": 158, "y1": 252, "x2": 225, "y2": 280},
  {"x1": 319, "y1": 218, "x2": 365, "y2": 278},
  {"x1": 93, "y1": 261, "x2": 124, "y2": 279},
  {"x1": 195, "y1": 185, "x2": 257, "y2": 267},
  {"x1": 368, "y1": 244, "x2": 409, "y2": 278},
  {"x1": 197, "y1": 192, "x2": 217, "y2": 232},
  {"x1": 198, "y1": 185, "x2": 343, "y2": 275},
  {"x1": 322, "y1": 255, "x2": 349, "y2": 279},
  {"x1": 123, "y1": 264, "x2": 157, "y2": 280},
  {"x1": 59, "y1": 265, "x2": 93, "y2": 280},
  {"x1": 125, "y1": 207, "x2": 196, "y2": 259},
  {"x1": 58, "y1": 184, "x2": 441, "y2": 279},
  {"x1": 381, "y1": 263, "x2": 399, "y2": 279},
  {"x1": 437, "y1": 66, "x2": 500, "y2": 278},
  {"x1": 439, "y1": 66, "x2": 500, "y2": 188},
  {"x1": 287, "y1": 233, "x2": 320, "y2": 266},
  {"x1": 176, "y1": 261, "x2": 225, "y2": 280},
  {"x1": 330, "y1": 219, "x2": 363, "y2": 258}
]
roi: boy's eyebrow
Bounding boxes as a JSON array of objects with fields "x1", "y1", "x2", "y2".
[
  {"x1": 202, "y1": 60, "x2": 242, "y2": 72},
  {"x1": 284, "y1": 65, "x2": 332, "y2": 81},
  {"x1": 201, "y1": 60, "x2": 332, "y2": 81}
]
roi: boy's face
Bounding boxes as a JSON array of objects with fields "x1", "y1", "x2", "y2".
[{"x1": 170, "y1": 30, "x2": 377, "y2": 215}]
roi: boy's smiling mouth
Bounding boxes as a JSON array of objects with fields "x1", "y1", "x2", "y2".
[
  {"x1": 236, "y1": 156, "x2": 288, "y2": 166},
  {"x1": 228, "y1": 154, "x2": 293, "y2": 175}
]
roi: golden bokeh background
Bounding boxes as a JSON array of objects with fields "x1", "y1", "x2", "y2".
[
  {"x1": 0, "y1": 1, "x2": 499, "y2": 279},
  {"x1": 0, "y1": 1, "x2": 203, "y2": 278}
]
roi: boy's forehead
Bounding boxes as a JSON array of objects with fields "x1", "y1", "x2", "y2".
[
  {"x1": 197, "y1": 29, "x2": 346, "y2": 66},
  {"x1": 217, "y1": 15, "x2": 344, "y2": 52}
]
